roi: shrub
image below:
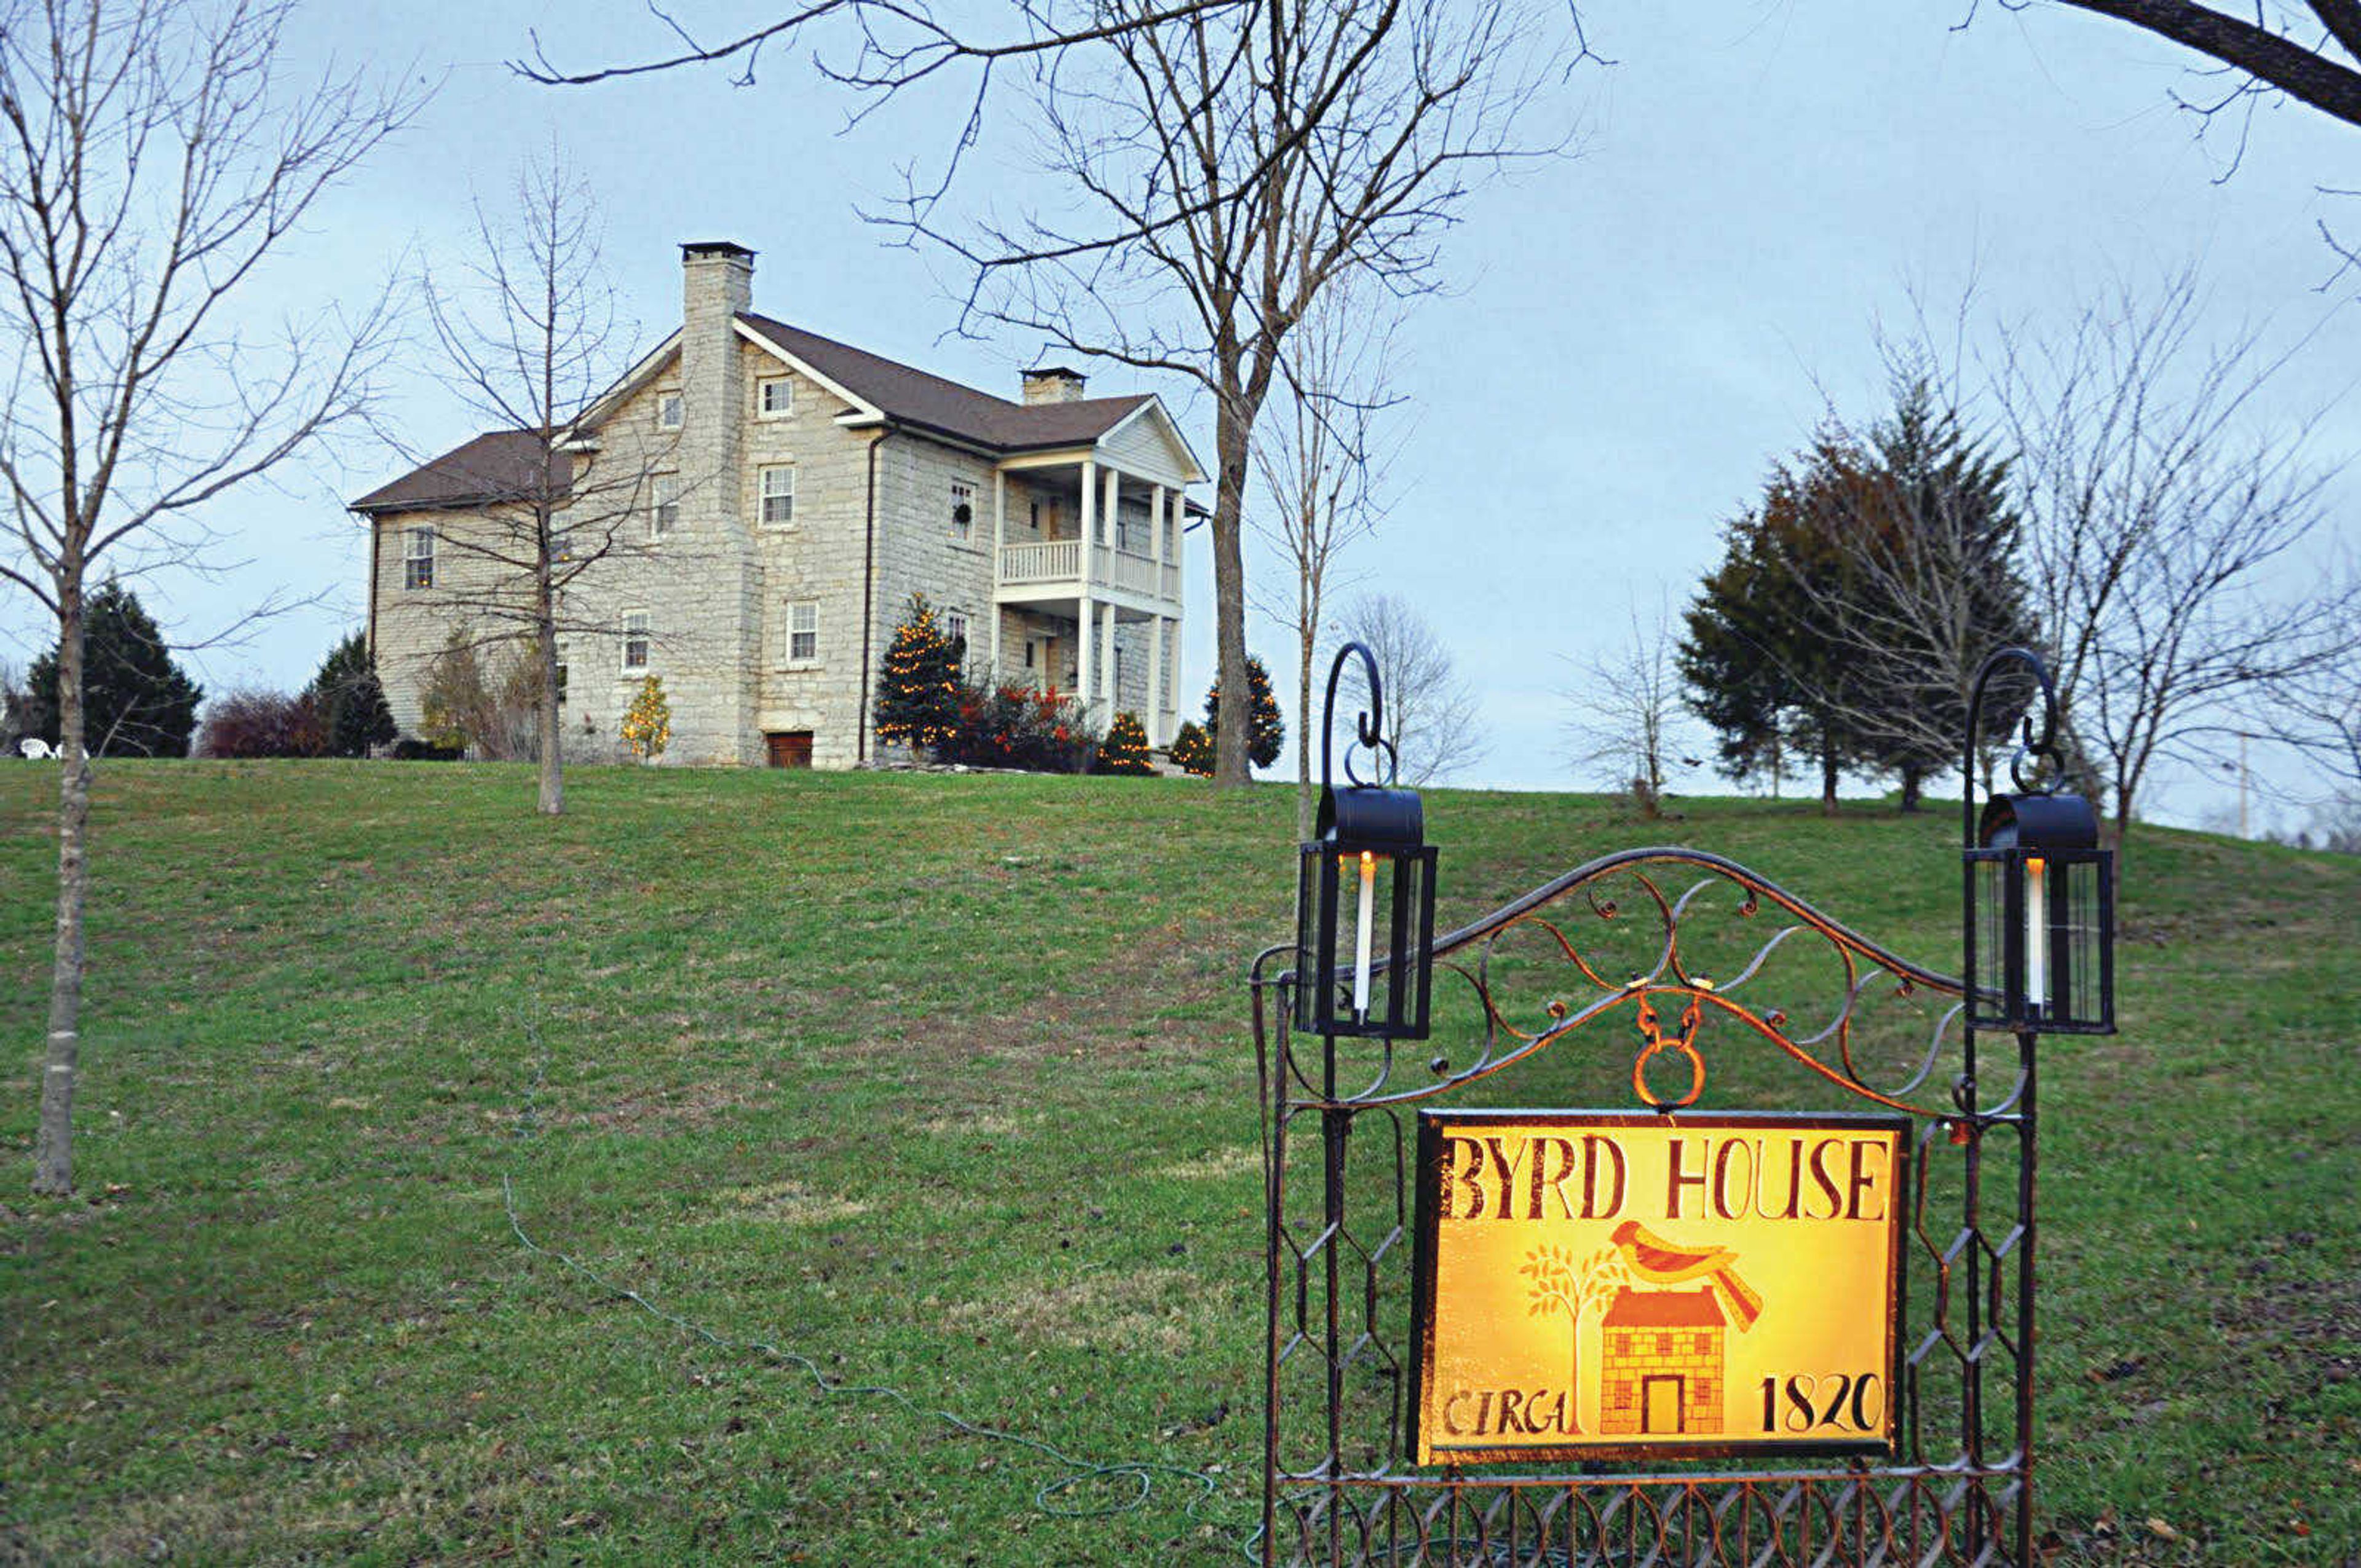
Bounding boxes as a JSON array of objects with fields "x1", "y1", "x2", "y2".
[
  {"x1": 1202, "y1": 654, "x2": 1284, "y2": 771},
  {"x1": 419, "y1": 629, "x2": 540, "y2": 759},
  {"x1": 874, "y1": 593, "x2": 963, "y2": 750},
  {"x1": 1170, "y1": 719, "x2": 1213, "y2": 778},
  {"x1": 1094, "y1": 711, "x2": 1153, "y2": 775},
  {"x1": 938, "y1": 683, "x2": 1094, "y2": 773},
  {"x1": 390, "y1": 736, "x2": 463, "y2": 761},
  {"x1": 196, "y1": 689, "x2": 326, "y2": 759}
]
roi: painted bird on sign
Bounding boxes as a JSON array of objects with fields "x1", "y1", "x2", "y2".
[{"x1": 1610, "y1": 1219, "x2": 1765, "y2": 1331}]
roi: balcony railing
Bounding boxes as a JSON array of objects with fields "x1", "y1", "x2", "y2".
[
  {"x1": 999, "y1": 538, "x2": 1081, "y2": 584},
  {"x1": 997, "y1": 539, "x2": 1178, "y2": 604}
]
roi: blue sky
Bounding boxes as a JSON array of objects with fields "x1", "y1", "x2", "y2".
[{"x1": 9, "y1": 1, "x2": 2355, "y2": 829}]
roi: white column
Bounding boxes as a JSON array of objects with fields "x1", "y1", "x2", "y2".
[
  {"x1": 1079, "y1": 458, "x2": 1096, "y2": 562},
  {"x1": 1146, "y1": 612, "x2": 1165, "y2": 747},
  {"x1": 991, "y1": 471, "x2": 1006, "y2": 682},
  {"x1": 1076, "y1": 591, "x2": 1093, "y2": 707},
  {"x1": 1102, "y1": 462, "x2": 1120, "y2": 549},
  {"x1": 1100, "y1": 601, "x2": 1118, "y2": 722},
  {"x1": 1150, "y1": 483, "x2": 1165, "y2": 570}
]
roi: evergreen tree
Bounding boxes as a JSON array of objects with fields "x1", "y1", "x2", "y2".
[
  {"x1": 1204, "y1": 655, "x2": 1285, "y2": 771},
  {"x1": 307, "y1": 632, "x2": 397, "y2": 758},
  {"x1": 874, "y1": 594, "x2": 963, "y2": 749},
  {"x1": 1171, "y1": 720, "x2": 1214, "y2": 778},
  {"x1": 1094, "y1": 710, "x2": 1154, "y2": 774},
  {"x1": 26, "y1": 580, "x2": 202, "y2": 757},
  {"x1": 621, "y1": 675, "x2": 671, "y2": 763}
]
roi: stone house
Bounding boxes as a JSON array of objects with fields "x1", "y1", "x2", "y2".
[
  {"x1": 353, "y1": 241, "x2": 1201, "y2": 767},
  {"x1": 1597, "y1": 1287, "x2": 1726, "y2": 1437}
]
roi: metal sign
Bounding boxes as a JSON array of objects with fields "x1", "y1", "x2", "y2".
[{"x1": 1410, "y1": 1110, "x2": 1907, "y2": 1467}]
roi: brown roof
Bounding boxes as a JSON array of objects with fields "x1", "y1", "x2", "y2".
[
  {"x1": 1602, "y1": 1288, "x2": 1725, "y2": 1329},
  {"x1": 737, "y1": 313, "x2": 1154, "y2": 453},
  {"x1": 351, "y1": 430, "x2": 568, "y2": 514}
]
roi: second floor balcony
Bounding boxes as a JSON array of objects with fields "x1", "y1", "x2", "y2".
[{"x1": 996, "y1": 535, "x2": 1180, "y2": 608}]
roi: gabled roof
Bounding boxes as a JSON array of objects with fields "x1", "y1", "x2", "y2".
[
  {"x1": 351, "y1": 430, "x2": 567, "y2": 514},
  {"x1": 735, "y1": 313, "x2": 1165, "y2": 456},
  {"x1": 1603, "y1": 1288, "x2": 1725, "y2": 1330}
]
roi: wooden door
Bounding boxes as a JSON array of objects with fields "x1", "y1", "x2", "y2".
[{"x1": 765, "y1": 731, "x2": 813, "y2": 768}]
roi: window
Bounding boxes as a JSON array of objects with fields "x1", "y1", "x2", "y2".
[
  {"x1": 788, "y1": 600, "x2": 819, "y2": 663},
  {"x1": 1029, "y1": 498, "x2": 1042, "y2": 534},
  {"x1": 943, "y1": 608, "x2": 968, "y2": 647},
  {"x1": 403, "y1": 527, "x2": 434, "y2": 590},
  {"x1": 623, "y1": 612, "x2": 651, "y2": 672},
  {"x1": 951, "y1": 482, "x2": 974, "y2": 542},
  {"x1": 651, "y1": 474, "x2": 679, "y2": 539},
  {"x1": 760, "y1": 465, "x2": 796, "y2": 527},
  {"x1": 555, "y1": 663, "x2": 569, "y2": 706},
  {"x1": 656, "y1": 391, "x2": 683, "y2": 430},
  {"x1": 758, "y1": 377, "x2": 793, "y2": 418}
]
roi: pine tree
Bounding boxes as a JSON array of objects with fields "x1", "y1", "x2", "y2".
[
  {"x1": 1171, "y1": 720, "x2": 1214, "y2": 777},
  {"x1": 1204, "y1": 655, "x2": 1284, "y2": 771},
  {"x1": 621, "y1": 675, "x2": 670, "y2": 763},
  {"x1": 26, "y1": 580, "x2": 203, "y2": 757},
  {"x1": 307, "y1": 631, "x2": 397, "y2": 758},
  {"x1": 1095, "y1": 711, "x2": 1154, "y2": 774},
  {"x1": 874, "y1": 594, "x2": 963, "y2": 749}
]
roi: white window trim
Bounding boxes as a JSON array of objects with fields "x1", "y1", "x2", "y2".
[
  {"x1": 759, "y1": 464, "x2": 796, "y2": 529},
  {"x1": 403, "y1": 526, "x2": 435, "y2": 590},
  {"x1": 943, "y1": 608, "x2": 968, "y2": 648},
  {"x1": 655, "y1": 391, "x2": 683, "y2": 430},
  {"x1": 651, "y1": 473, "x2": 680, "y2": 541},
  {"x1": 757, "y1": 376, "x2": 794, "y2": 419},
  {"x1": 951, "y1": 481, "x2": 975, "y2": 543},
  {"x1": 622, "y1": 611, "x2": 652, "y2": 674},
  {"x1": 784, "y1": 599, "x2": 820, "y2": 668}
]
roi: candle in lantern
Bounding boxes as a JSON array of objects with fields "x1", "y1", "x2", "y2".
[
  {"x1": 1351, "y1": 850, "x2": 1376, "y2": 1019},
  {"x1": 2025, "y1": 856, "x2": 2047, "y2": 1013}
]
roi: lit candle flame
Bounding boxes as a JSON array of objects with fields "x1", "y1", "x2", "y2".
[{"x1": 1352, "y1": 850, "x2": 1376, "y2": 1021}]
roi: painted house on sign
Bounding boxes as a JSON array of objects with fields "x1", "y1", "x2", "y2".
[
  {"x1": 353, "y1": 241, "x2": 1203, "y2": 768},
  {"x1": 1598, "y1": 1288, "x2": 1726, "y2": 1437}
]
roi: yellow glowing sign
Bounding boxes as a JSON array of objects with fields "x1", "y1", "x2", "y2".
[{"x1": 1411, "y1": 1111, "x2": 1907, "y2": 1465}]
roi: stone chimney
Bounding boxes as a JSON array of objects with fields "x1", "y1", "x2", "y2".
[
  {"x1": 1021, "y1": 365, "x2": 1088, "y2": 405},
  {"x1": 679, "y1": 242, "x2": 754, "y2": 530}
]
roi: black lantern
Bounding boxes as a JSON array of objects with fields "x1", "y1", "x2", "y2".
[
  {"x1": 1962, "y1": 650, "x2": 2115, "y2": 1036},
  {"x1": 1294, "y1": 643, "x2": 1438, "y2": 1041}
]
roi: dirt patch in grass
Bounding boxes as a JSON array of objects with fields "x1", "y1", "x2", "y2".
[
  {"x1": 944, "y1": 1265, "x2": 1233, "y2": 1355},
  {"x1": 700, "y1": 1180, "x2": 873, "y2": 1227},
  {"x1": 1155, "y1": 1147, "x2": 1259, "y2": 1182}
]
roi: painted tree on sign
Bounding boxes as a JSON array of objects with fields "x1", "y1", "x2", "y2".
[{"x1": 1522, "y1": 1243, "x2": 1628, "y2": 1433}]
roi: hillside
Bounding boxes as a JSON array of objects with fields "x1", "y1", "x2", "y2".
[{"x1": 3, "y1": 763, "x2": 2355, "y2": 1563}]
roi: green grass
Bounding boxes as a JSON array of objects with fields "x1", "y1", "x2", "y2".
[{"x1": 1, "y1": 762, "x2": 2355, "y2": 1564}]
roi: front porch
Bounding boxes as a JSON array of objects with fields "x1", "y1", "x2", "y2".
[{"x1": 986, "y1": 453, "x2": 1185, "y2": 746}]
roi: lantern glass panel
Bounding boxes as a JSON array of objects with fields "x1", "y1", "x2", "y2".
[
  {"x1": 1968, "y1": 853, "x2": 2011, "y2": 1026},
  {"x1": 1294, "y1": 840, "x2": 1435, "y2": 1040}
]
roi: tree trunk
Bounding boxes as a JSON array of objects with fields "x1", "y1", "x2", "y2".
[
  {"x1": 34, "y1": 588, "x2": 89, "y2": 1196},
  {"x1": 1211, "y1": 397, "x2": 1253, "y2": 788},
  {"x1": 1820, "y1": 737, "x2": 1840, "y2": 817},
  {"x1": 535, "y1": 558, "x2": 564, "y2": 816},
  {"x1": 1899, "y1": 765, "x2": 1923, "y2": 813},
  {"x1": 1297, "y1": 601, "x2": 1316, "y2": 841}
]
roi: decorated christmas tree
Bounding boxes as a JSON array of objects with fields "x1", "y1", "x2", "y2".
[
  {"x1": 1170, "y1": 719, "x2": 1213, "y2": 778},
  {"x1": 620, "y1": 674, "x2": 670, "y2": 763},
  {"x1": 1095, "y1": 710, "x2": 1153, "y2": 774},
  {"x1": 874, "y1": 593, "x2": 963, "y2": 750},
  {"x1": 1203, "y1": 655, "x2": 1285, "y2": 770}
]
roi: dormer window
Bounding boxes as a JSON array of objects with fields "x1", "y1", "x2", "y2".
[
  {"x1": 657, "y1": 391, "x2": 683, "y2": 430},
  {"x1": 758, "y1": 377, "x2": 793, "y2": 419}
]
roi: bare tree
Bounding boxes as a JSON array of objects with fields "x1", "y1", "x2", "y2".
[
  {"x1": 1991, "y1": 272, "x2": 2359, "y2": 859},
  {"x1": 1249, "y1": 272, "x2": 1399, "y2": 837},
  {"x1": 903, "y1": 1, "x2": 1577, "y2": 787},
  {"x1": 1562, "y1": 596, "x2": 1691, "y2": 817},
  {"x1": 1333, "y1": 591, "x2": 1485, "y2": 786},
  {"x1": 0, "y1": 0, "x2": 416, "y2": 1197},
  {"x1": 2267, "y1": 564, "x2": 2361, "y2": 789},
  {"x1": 418, "y1": 153, "x2": 678, "y2": 814}
]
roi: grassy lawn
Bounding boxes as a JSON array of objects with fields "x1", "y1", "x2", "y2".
[{"x1": 2, "y1": 762, "x2": 2355, "y2": 1564}]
